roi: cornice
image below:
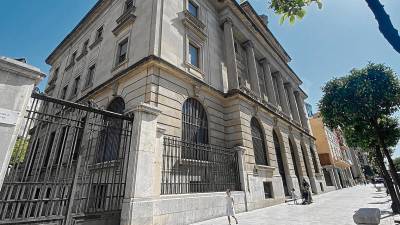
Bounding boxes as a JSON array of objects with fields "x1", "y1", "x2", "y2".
[
  {"x1": 46, "y1": 0, "x2": 112, "y2": 65},
  {"x1": 75, "y1": 54, "x2": 314, "y2": 140}
]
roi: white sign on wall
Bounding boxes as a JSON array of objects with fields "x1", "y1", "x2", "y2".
[{"x1": 0, "y1": 108, "x2": 19, "y2": 126}]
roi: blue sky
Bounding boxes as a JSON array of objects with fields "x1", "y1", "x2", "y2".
[{"x1": 1, "y1": 0, "x2": 399, "y2": 154}]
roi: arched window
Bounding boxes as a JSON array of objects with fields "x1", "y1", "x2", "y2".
[
  {"x1": 97, "y1": 97, "x2": 125, "y2": 162},
  {"x1": 251, "y1": 118, "x2": 268, "y2": 166},
  {"x1": 273, "y1": 130, "x2": 289, "y2": 196},
  {"x1": 181, "y1": 98, "x2": 208, "y2": 144}
]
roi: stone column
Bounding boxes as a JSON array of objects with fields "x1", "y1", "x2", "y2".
[
  {"x1": 121, "y1": 103, "x2": 162, "y2": 225},
  {"x1": 294, "y1": 91, "x2": 309, "y2": 131},
  {"x1": 235, "y1": 146, "x2": 248, "y2": 212},
  {"x1": 285, "y1": 83, "x2": 301, "y2": 123},
  {"x1": 222, "y1": 18, "x2": 239, "y2": 91},
  {"x1": 243, "y1": 40, "x2": 261, "y2": 98},
  {"x1": 259, "y1": 58, "x2": 278, "y2": 106},
  {"x1": 274, "y1": 72, "x2": 290, "y2": 116}
]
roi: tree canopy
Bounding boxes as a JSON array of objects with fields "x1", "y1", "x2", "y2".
[
  {"x1": 394, "y1": 157, "x2": 400, "y2": 171},
  {"x1": 267, "y1": 0, "x2": 400, "y2": 54},
  {"x1": 319, "y1": 63, "x2": 400, "y2": 130}
]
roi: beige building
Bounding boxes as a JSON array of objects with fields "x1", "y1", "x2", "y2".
[
  {"x1": 310, "y1": 113, "x2": 356, "y2": 191},
  {"x1": 0, "y1": 1, "x2": 325, "y2": 225}
]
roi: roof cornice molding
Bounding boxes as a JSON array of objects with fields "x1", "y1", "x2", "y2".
[{"x1": 46, "y1": 0, "x2": 112, "y2": 65}]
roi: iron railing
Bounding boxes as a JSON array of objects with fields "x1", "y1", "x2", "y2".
[
  {"x1": 161, "y1": 137, "x2": 241, "y2": 195},
  {"x1": 0, "y1": 92, "x2": 133, "y2": 224}
]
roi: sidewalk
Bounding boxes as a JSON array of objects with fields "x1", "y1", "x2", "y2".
[{"x1": 192, "y1": 185, "x2": 395, "y2": 225}]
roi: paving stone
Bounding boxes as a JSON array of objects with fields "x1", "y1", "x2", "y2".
[{"x1": 192, "y1": 185, "x2": 395, "y2": 225}]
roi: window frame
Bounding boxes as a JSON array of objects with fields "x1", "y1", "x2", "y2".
[
  {"x1": 96, "y1": 26, "x2": 104, "y2": 41},
  {"x1": 85, "y1": 64, "x2": 96, "y2": 88},
  {"x1": 82, "y1": 39, "x2": 89, "y2": 53},
  {"x1": 181, "y1": 98, "x2": 209, "y2": 145},
  {"x1": 250, "y1": 117, "x2": 269, "y2": 166},
  {"x1": 188, "y1": 0, "x2": 199, "y2": 18},
  {"x1": 71, "y1": 76, "x2": 80, "y2": 98},
  {"x1": 61, "y1": 85, "x2": 69, "y2": 100},
  {"x1": 116, "y1": 38, "x2": 129, "y2": 66},
  {"x1": 188, "y1": 42, "x2": 200, "y2": 68},
  {"x1": 124, "y1": 0, "x2": 134, "y2": 13},
  {"x1": 71, "y1": 51, "x2": 77, "y2": 63}
]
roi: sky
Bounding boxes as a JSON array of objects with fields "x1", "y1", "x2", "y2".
[{"x1": 0, "y1": 0, "x2": 399, "y2": 154}]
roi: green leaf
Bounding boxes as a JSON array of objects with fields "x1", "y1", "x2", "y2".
[
  {"x1": 289, "y1": 15, "x2": 296, "y2": 24},
  {"x1": 297, "y1": 9, "x2": 306, "y2": 19},
  {"x1": 279, "y1": 15, "x2": 286, "y2": 24}
]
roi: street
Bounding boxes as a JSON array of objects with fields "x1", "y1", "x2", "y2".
[{"x1": 193, "y1": 185, "x2": 395, "y2": 225}]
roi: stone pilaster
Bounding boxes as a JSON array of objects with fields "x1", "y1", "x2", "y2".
[
  {"x1": 294, "y1": 91, "x2": 309, "y2": 131},
  {"x1": 222, "y1": 18, "x2": 239, "y2": 92},
  {"x1": 285, "y1": 83, "x2": 301, "y2": 123},
  {"x1": 121, "y1": 103, "x2": 162, "y2": 225},
  {"x1": 243, "y1": 40, "x2": 261, "y2": 98},
  {"x1": 235, "y1": 146, "x2": 248, "y2": 211},
  {"x1": 274, "y1": 72, "x2": 290, "y2": 116},
  {"x1": 259, "y1": 58, "x2": 278, "y2": 106}
]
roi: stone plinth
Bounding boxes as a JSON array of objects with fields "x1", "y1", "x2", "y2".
[
  {"x1": 353, "y1": 208, "x2": 381, "y2": 225},
  {"x1": 0, "y1": 57, "x2": 45, "y2": 188}
]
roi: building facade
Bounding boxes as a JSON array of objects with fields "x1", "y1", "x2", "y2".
[
  {"x1": 19, "y1": 0, "x2": 325, "y2": 224},
  {"x1": 310, "y1": 113, "x2": 357, "y2": 191}
]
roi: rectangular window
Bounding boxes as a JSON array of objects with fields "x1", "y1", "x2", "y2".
[
  {"x1": 189, "y1": 43, "x2": 199, "y2": 68},
  {"x1": 82, "y1": 40, "x2": 89, "y2": 53},
  {"x1": 117, "y1": 39, "x2": 128, "y2": 65},
  {"x1": 125, "y1": 0, "x2": 134, "y2": 12},
  {"x1": 85, "y1": 64, "x2": 96, "y2": 87},
  {"x1": 61, "y1": 85, "x2": 68, "y2": 99},
  {"x1": 263, "y1": 182, "x2": 273, "y2": 199},
  {"x1": 188, "y1": 1, "x2": 198, "y2": 18},
  {"x1": 71, "y1": 76, "x2": 80, "y2": 96},
  {"x1": 96, "y1": 26, "x2": 103, "y2": 40},
  {"x1": 71, "y1": 51, "x2": 77, "y2": 64}
]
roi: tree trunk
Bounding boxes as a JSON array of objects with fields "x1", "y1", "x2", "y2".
[
  {"x1": 364, "y1": 0, "x2": 400, "y2": 54},
  {"x1": 382, "y1": 147, "x2": 400, "y2": 187},
  {"x1": 375, "y1": 146, "x2": 400, "y2": 213}
]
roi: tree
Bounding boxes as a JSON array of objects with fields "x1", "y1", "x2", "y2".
[
  {"x1": 319, "y1": 63, "x2": 400, "y2": 213},
  {"x1": 268, "y1": 0, "x2": 400, "y2": 54},
  {"x1": 11, "y1": 137, "x2": 29, "y2": 165},
  {"x1": 394, "y1": 157, "x2": 400, "y2": 172}
]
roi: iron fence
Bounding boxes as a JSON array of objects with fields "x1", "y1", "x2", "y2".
[
  {"x1": 0, "y1": 92, "x2": 133, "y2": 224},
  {"x1": 161, "y1": 137, "x2": 241, "y2": 195}
]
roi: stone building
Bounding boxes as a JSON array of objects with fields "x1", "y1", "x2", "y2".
[
  {"x1": 34, "y1": 0, "x2": 325, "y2": 224},
  {"x1": 310, "y1": 113, "x2": 356, "y2": 191}
]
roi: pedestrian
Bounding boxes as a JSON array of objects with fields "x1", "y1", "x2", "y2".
[
  {"x1": 302, "y1": 178, "x2": 312, "y2": 204},
  {"x1": 290, "y1": 188, "x2": 298, "y2": 205},
  {"x1": 225, "y1": 189, "x2": 238, "y2": 225}
]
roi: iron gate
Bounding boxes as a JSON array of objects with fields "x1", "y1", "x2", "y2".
[{"x1": 0, "y1": 92, "x2": 133, "y2": 225}]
